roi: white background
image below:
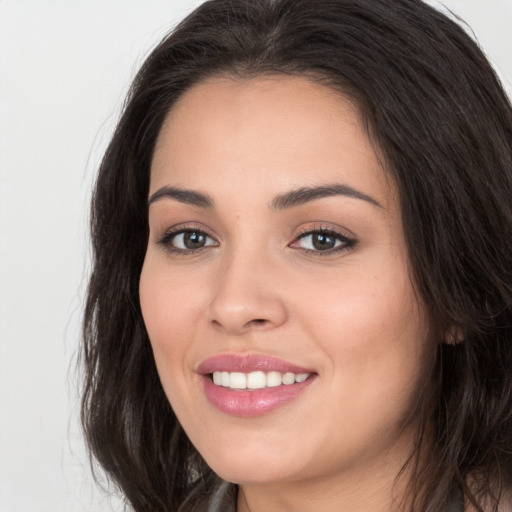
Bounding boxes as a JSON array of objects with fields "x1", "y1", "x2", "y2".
[{"x1": 0, "y1": 1, "x2": 510, "y2": 511}]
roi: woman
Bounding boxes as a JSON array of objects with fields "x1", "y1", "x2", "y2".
[{"x1": 81, "y1": 0, "x2": 512, "y2": 510}]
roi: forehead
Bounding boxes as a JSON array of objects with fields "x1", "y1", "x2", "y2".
[{"x1": 150, "y1": 75, "x2": 395, "y2": 210}]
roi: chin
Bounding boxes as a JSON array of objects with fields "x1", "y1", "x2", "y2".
[
  {"x1": 197, "y1": 439, "x2": 318, "y2": 486},
  {"x1": 211, "y1": 461, "x2": 302, "y2": 486}
]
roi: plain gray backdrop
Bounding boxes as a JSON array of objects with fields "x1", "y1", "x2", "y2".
[{"x1": 0, "y1": 1, "x2": 510, "y2": 510}]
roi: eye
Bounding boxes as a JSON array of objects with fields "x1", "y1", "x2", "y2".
[
  {"x1": 290, "y1": 228, "x2": 356, "y2": 254},
  {"x1": 158, "y1": 228, "x2": 218, "y2": 252}
]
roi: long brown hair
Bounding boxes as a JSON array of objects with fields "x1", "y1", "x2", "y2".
[{"x1": 81, "y1": 1, "x2": 512, "y2": 510}]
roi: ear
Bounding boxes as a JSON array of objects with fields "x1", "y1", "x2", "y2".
[{"x1": 443, "y1": 326, "x2": 464, "y2": 345}]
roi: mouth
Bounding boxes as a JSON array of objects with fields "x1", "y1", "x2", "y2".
[{"x1": 198, "y1": 354, "x2": 317, "y2": 417}]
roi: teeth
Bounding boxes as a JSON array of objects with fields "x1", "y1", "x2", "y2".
[
  {"x1": 282, "y1": 372, "x2": 295, "y2": 385},
  {"x1": 212, "y1": 371, "x2": 311, "y2": 390},
  {"x1": 229, "y1": 372, "x2": 247, "y2": 389},
  {"x1": 246, "y1": 371, "x2": 266, "y2": 389},
  {"x1": 266, "y1": 371, "x2": 282, "y2": 388}
]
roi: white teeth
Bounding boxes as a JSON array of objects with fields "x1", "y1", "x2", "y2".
[
  {"x1": 211, "y1": 370, "x2": 311, "y2": 390},
  {"x1": 266, "y1": 371, "x2": 282, "y2": 387},
  {"x1": 229, "y1": 372, "x2": 247, "y2": 389},
  {"x1": 282, "y1": 372, "x2": 295, "y2": 385},
  {"x1": 246, "y1": 371, "x2": 266, "y2": 389}
]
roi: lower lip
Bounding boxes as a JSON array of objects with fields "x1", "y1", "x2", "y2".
[{"x1": 201, "y1": 375, "x2": 316, "y2": 417}]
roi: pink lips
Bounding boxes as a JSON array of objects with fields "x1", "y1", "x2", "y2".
[
  {"x1": 197, "y1": 354, "x2": 316, "y2": 417},
  {"x1": 198, "y1": 354, "x2": 313, "y2": 374}
]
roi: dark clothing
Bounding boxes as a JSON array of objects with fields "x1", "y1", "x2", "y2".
[{"x1": 200, "y1": 481, "x2": 465, "y2": 511}]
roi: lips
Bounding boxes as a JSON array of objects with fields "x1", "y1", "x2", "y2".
[
  {"x1": 197, "y1": 354, "x2": 317, "y2": 417},
  {"x1": 198, "y1": 353, "x2": 313, "y2": 374}
]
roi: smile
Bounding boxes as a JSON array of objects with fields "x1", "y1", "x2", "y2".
[
  {"x1": 211, "y1": 370, "x2": 311, "y2": 390},
  {"x1": 198, "y1": 354, "x2": 317, "y2": 416}
]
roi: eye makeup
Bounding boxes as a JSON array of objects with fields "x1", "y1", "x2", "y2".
[
  {"x1": 290, "y1": 225, "x2": 357, "y2": 256},
  {"x1": 155, "y1": 221, "x2": 357, "y2": 258}
]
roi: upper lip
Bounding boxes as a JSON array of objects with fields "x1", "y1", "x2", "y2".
[{"x1": 197, "y1": 353, "x2": 315, "y2": 375}]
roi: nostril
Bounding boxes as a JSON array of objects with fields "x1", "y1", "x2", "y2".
[{"x1": 248, "y1": 319, "x2": 268, "y2": 327}]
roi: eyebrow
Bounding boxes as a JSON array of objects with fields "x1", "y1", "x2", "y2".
[
  {"x1": 148, "y1": 183, "x2": 383, "y2": 210},
  {"x1": 148, "y1": 186, "x2": 214, "y2": 208},
  {"x1": 270, "y1": 184, "x2": 383, "y2": 210}
]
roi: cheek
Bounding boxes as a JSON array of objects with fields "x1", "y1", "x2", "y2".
[
  {"x1": 140, "y1": 251, "x2": 204, "y2": 332},
  {"x1": 139, "y1": 257, "x2": 201, "y2": 379},
  {"x1": 139, "y1": 256, "x2": 211, "y2": 430},
  {"x1": 300, "y1": 264, "x2": 424, "y2": 347},
  {"x1": 296, "y1": 255, "x2": 429, "y2": 406},
  {"x1": 293, "y1": 271, "x2": 429, "y2": 463}
]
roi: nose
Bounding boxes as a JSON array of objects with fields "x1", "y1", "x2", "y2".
[{"x1": 207, "y1": 250, "x2": 288, "y2": 335}]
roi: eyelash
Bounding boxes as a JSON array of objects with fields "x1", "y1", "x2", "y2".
[
  {"x1": 291, "y1": 226, "x2": 357, "y2": 256},
  {"x1": 156, "y1": 224, "x2": 357, "y2": 256},
  {"x1": 157, "y1": 224, "x2": 218, "y2": 255}
]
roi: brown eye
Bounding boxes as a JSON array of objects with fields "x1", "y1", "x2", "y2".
[
  {"x1": 182, "y1": 231, "x2": 207, "y2": 249},
  {"x1": 311, "y1": 233, "x2": 337, "y2": 250},
  {"x1": 166, "y1": 230, "x2": 217, "y2": 251},
  {"x1": 292, "y1": 229, "x2": 355, "y2": 254}
]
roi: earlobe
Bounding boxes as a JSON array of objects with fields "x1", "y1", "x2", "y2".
[{"x1": 443, "y1": 326, "x2": 464, "y2": 345}]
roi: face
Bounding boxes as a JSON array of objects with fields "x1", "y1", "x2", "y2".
[{"x1": 140, "y1": 76, "x2": 431, "y2": 490}]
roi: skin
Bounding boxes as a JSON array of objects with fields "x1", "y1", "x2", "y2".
[{"x1": 139, "y1": 76, "x2": 433, "y2": 512}]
